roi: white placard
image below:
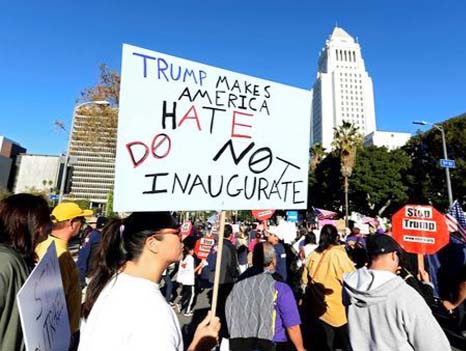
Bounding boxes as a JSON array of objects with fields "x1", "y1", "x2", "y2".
[
  {"x1": 17, "y1": 241, "x2": 70, "y2": 351},
  {"x1": 114, "y1": 44, "x2": 311, "y2": 211}
]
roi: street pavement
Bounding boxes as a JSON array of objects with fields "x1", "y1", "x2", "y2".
[{"x1": 172, "y1": 286, "x2": 213, "y2": 349}]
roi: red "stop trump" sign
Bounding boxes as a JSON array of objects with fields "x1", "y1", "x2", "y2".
[
  {"x1": 252, "y1": 209, "x2": 275, "y2": 221},
  {"x1": 392, "y1": 204, "x2": 449, "y2": 255}
]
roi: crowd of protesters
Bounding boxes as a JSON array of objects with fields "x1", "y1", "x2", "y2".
[{"x1": 1, "y1": 193, "x2": 465, "y2": 350}]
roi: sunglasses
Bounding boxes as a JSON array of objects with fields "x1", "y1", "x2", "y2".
[{"x1": 151, "y1": 227, "x2": 182, "y2": 240}]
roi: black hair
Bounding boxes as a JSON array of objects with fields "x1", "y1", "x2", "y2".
[
  {"x1": 304, "y1": 232, "x2": 317, "y2": 245},
  {"x1": 315, "y1": 224, "x2": 339, "y2": 253},
  {"x1": 82, "y1": 211, "x2": 178, "y2": 319},
  {"x1": 224, "y1": 224, "x2": 233, "y2": 238},
  {"x1": 0, "y1": 193, "x2": 51, "y2": 268}
]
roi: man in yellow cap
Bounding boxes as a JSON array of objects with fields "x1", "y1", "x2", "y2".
[{"x1": 35, "y1": 202, "x2": 93, "y2": 350}]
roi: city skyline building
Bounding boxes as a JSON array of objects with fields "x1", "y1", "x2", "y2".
[
  {"x1": 310, "y1": 27, "x2": 377, "y2": 150},
  {"x1": 0, "y1": 136, "x2": 27, "y2": 191},
  {"x1": 64, "y1": 110, "x2": 116, "y2": 208},
  {"x1": 13, "y1": 154, "x2": 62, "y2": 194},
  {"x1": 363, "y1": 131, "x2": 411, "y2": 150}
]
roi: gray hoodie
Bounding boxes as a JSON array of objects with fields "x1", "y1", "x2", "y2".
[{"x1": 343, "y1": 267, "x2": 450, "y2": 351}]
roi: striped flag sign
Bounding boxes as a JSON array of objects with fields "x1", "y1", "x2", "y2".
[
  {"x1": 445, "y1": 214, "x2": 459, "y2": 232},
  {"x1": 446, "y1": 200, "x2": 466, "y2": 241},
  {"x1": 361, "y1": 215, "x2": 380, "y2": 228},
  {"x1": 314, "y1": 208, "x2": 338, "y2": 220}
]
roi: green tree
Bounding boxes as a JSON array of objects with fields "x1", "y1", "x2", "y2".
[
  {"x1": 309, "y1": 143, "x2": 327, "y2": 172},
  {"x1": 308, "y1": 151, "x2": 343, "y2": 211},
  {"x1": 105, "y1": 189, "x2": 117, "y2": 217},
  {"x1": 64, "y1": 199, "x2": 91, "y2": 210},
  {"x1": 350, "y1": 146, "x2": 410, "y2": 216},
  {"x1": 404, "y1": 113, "x2": 466, "y2": 209},
  {"x1": 0, "y1": 187, "x2": 12, "y2": 201},
  {"x1": 331, "y1": 121, "x2": 363, "y2": 224}
]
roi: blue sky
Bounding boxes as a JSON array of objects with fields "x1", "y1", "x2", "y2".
[{"x1": 1, "y1": 0, "x2": 465, "y2": 155}]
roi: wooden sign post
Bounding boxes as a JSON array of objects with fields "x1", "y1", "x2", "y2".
[
  {"x1": 210, "y1": 211, "x2": 226, "y2": 323},
  {"x1": 210, "y1": 211, "x2": 225, "y2": 322}
]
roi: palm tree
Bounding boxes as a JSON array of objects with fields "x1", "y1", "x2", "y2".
[
  {"x1": 332, "y1": 121, "x2": 363, "y2": 226},
  {"x1": 309, "y1": 143, "x2": 327, "y2": 172}
]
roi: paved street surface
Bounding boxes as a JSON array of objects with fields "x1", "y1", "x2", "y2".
[{"x1": 172, "y1": 286, "x2": 212, "y2": 349}]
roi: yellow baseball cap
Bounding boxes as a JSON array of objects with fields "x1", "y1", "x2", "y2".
[{"x1": 51, "y1": 202, "x2": 93, "y2": 223}]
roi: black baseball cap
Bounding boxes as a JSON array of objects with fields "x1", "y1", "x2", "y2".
[
  {"x1": 366, "y1": 234, "x2": 401, "y2": 257},
  {"x1": 123, "y1": 212, "x2": 179, "y2": 236},
  {"x1": 96, "y1": 216, "x2": 108, "y2": 229}
]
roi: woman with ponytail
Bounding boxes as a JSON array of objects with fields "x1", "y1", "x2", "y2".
[{"x1": 78, "y1": 212, "x2": 220, "y2": 351}]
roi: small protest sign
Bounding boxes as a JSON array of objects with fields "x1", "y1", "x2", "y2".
[
  {"x1": 286, "y1": 210, "x2": 298, "y2": 222},
  {"x1": 392, "y1": 204, "x2": 449, "y2": 255},
  {"x1": 114, "y1": 44, "x2": 311, "y2": 211},
  {"x1": 252, "y1": 209, "x2": 275, "y2": 221},
  {"x1": 194, "y1": 236, "x2": 216, "y2": 260},
  {"x1": 180, "y1": 220, "x2": 193, "y2": 240},
  {"x1": 17, "y1": 241, "x2": 70, "y2": 351}
]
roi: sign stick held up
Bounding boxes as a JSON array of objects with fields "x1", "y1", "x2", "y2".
[
  {"x1": 417, "y1": 254, "x2": 425, "y2": 274},
  {"x1": 210, "y1": 211, "x2": 226, "y2": 323}
]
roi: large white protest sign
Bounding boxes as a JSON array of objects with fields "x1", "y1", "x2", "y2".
[
  {"x1": 17, "y1": 241, "x2": 70, "y2": 351},
  {"x1": 114, "y1": 44, "x2": 311, "y2": 211}
]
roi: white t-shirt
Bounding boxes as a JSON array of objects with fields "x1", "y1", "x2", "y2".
[
  {"x1": 176, "y1": 254, "x2": 195, "y2": 286},
  {"x1": 303, "y1": 243, "x2": 318, "y2": 258},
  {"x1": 79, "y1": 273, "x2": 183, "y2": 351}
]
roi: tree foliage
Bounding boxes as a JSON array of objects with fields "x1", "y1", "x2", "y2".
[
  {"x1": 80, "y1": 64, "x2": 120, "y2": 106},
  {"x1": 309, "y1": 113, "x2": 466, "y2": 216},
  {"x1": 309, "y1": 152, "x2": 343, "y2": 211},
  {"x1": 0, "y1": 187, "x2": 12, "y2": 201},
  {"x1": 71, "y1": 64, "x2": 120, "y2": 154},
  {"x1": 403, "y1": 113, "x2": 466, "y2": 210},
  {"x1": 331, "y1": 121, "x2": 363, "y2": 178},
  {"x1": 309, "y1": 143, "x2": 326, "y2": 172},
  {"x1": 309, "y1": 146, "x2": 411, "y2": 217},
  {"x1": 350, "y1": 146, "x2": 410, "y2": 216}
]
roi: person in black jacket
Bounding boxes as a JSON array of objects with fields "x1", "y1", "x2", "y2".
[
  {"x1": 77, "y1": 216, "x2": 108, "y2": 288},
  {"x1": 397, "y1": 250, "x2": 436, "y2": 310}
]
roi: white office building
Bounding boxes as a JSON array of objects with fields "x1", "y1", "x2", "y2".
[
  {"x1": 64, "y1": 111, "x2": 116, "y2": 207},
  {"x1": 310, "y1": 27, "x2": 377, "y2": 150},
  {"x1": 14, "y1": 154, "x2": 61, "y2": 194},
  {"x1": 364, "y1": 131, "x2": 411, "y2": 150}
]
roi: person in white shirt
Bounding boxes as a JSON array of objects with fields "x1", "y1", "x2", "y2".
[
  {"x1": 176, "y1": 247, "x2": 197, "y2": 316},
  {"x1": 79, "y1": 212, "x2": 220, "y2": 351}
]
